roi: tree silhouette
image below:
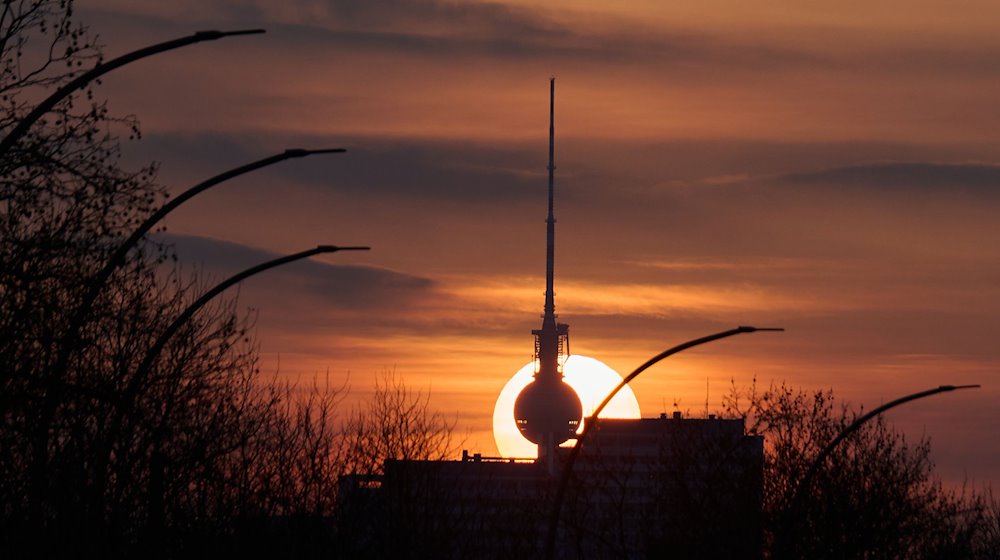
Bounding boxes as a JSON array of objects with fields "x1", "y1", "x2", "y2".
[
  {"x1": 1, "y1": 0, "x2": 164, "y2": 550},
  {"x1": 0, "y1": 3, "x2": 349, "y2": 556},
  {"x1": 724, "y1": 380, "x2": 999, "y2": 559},
  {"x1": 340, "y1": 369, "x2": 461, "y2": 477}
]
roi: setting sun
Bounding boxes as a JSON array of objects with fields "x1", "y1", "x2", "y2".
[{"x1": 492, "y1": 355, "x2": 642, "y2": 457}]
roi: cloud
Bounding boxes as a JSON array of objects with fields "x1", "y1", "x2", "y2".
[
  {"x1": 157, "y1": 233, "x2": 434, "y2": 311},
  {"x1": 131, "y1": 133, "x2": 1000, "y2": 211},
  {"x1": 447, "y1": 276, "x2": 822, "y2": 318},
  {"x1": 82, "y1": 0, "x2": 829, "y2": 75},
  {"x1": 778, "y1": 162, "x2": 1000, "y2": 193},
  {"x1": 284, "y1": 138, "x2": 546, "y2": 201},
  {"x1": 127, "y1": 131, "x2": 561, "y2": 204},
  {"x1": 82, "y1": 0, "x2": 578, "y2": 59},
  {"x1": 263, "y1": 12, "x2": 852, "y2": 89},
  {"x1": 87, "y1": 0, "x2": 1000, "y2": 84}
]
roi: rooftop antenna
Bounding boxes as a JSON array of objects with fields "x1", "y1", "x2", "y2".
[{"x1": 705, "y1": 377, "x2": 710, "y2": 417}]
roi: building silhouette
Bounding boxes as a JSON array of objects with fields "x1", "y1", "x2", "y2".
[{"x1": 338, "y1": 413, "x2": 762, "y2": 558}]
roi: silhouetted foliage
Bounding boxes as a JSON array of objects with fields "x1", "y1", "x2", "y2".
[
  {"x1": 335, "y1": 371, "x2": 464, "y2": 555},
  {"x1": 1, "y1": 0, "x2": 165, "y2": 552},
  {"x1": 724, "y1": 380, "x2": 1000, "y2": 559},
  {"x1": 340, "y1": 369, "x2": 461, "y2": 476},
  {"x1": 0, "y1": 3, "x2": 365, "y2": 557}
]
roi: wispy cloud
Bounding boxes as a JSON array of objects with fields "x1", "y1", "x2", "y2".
[
  {"x1": 160, "y1": 233, "x2": 435, "y2": 310},
  {"x1": 777, "y1": 162, "x2": 1000, "y2": 194}
]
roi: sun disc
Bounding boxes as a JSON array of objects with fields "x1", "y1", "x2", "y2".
[{"x1": 492, "y1": 355, "x2": 641, "y2": 458}]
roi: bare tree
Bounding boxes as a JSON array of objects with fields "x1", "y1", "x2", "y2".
[
  {"x1": 333, "y1": 370, "x2": 468, "y2": 556},
  {"x1": 0, "y1": 3, "x2": 351, "y2": 557},
  {"x1": 340, "y1": 369, "x2": 461, "y2": 476},
  {"x1": 0, "y1": 1, "x2": 164, "y2": 551},
  {"x1": 724, "y1": 380, "x2": 1000, "y2": 559}
]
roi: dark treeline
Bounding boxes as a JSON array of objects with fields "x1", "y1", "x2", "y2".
[
  {"x1": 2, "y1": 2, "x2": 998, "y2": 558},
  {"x1": 725, "y1": 381, "x2": 999, "y2": 559},
  {"x1": 0, "y1": 2, "x2": 457, "y2": 557}
]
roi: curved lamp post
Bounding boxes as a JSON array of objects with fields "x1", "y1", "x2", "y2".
[
  {"x1": 544, "y1": 325, "x2": 785, "y2": 559},
  {"x1": 775, "y1": 383, "x2": 981, "y2": 559},
  {"x1": 55, "y1": 148, "x2": 347, "y2": 387},
  {"x1": 126, "y1": 244, "x2": 369, "y2": 550},
  {"x1": 0, "y1": 29, "x2": 265, "y2": 157},
  {"x1": 92, "y1": 245, "x2": 370, "y2": 529},
  {"x1": 38, "y1": 150, "x2": 347, "y2": 521},
  {"x1": 133, "y1": 245, "x2": 369, "y2": 394}
]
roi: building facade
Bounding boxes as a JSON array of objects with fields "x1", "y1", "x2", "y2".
[{"x1": 338, "y1": 413, "x2": 763, "y2": 558}]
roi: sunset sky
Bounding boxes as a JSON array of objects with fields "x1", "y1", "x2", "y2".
[{"x1": 80, "y1": 1, "x2": 999, "y2": 487}]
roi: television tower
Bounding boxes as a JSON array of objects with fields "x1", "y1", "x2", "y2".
[{"x1": 513, "y1": 79, "x2": 583, "y2": 470}]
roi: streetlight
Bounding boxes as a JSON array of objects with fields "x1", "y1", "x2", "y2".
[
  {"x1": 544, "y1": 325, "x2": 785, "y2": 559},
  {"x1": 55, "y1": 149, "x2": 347, "y2": 387},
  {"x1": 133, "y1": 245, "x2": 370, "y2": 404},
  {"x1": 38, "y1": 153, "x2": 350, "y2": 500},
  {"x1": 0, "y1": 29, "x2": 265, "y2": 157},
  {"x1": 37, "y1": 149, "x2": 346, "y2": 508},
  {"x1": 775, "y1": 383, "x2": 981, "y2": 559},
  {"x1": 121, "y1": 244, "x2": 367, "y2": 551},
  {"x1": 91, "y1": 245, "x2": 370, "y2": 531}
]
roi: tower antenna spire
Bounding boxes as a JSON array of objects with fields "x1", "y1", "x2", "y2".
[{"x1": 544, "y1": 77, "x2": 556, "y2": 327}]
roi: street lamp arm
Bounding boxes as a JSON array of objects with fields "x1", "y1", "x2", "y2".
[
  {"x1": 57, "y1": 148, "x2": 348, "y2": 383},
  {"x1": 318, "y1": 245, "x2": 368, "y2": 252},
  {"x1": 0, "y1": 29, "x2": 265, "y2": 157},
  {"x1": 90, "y1": 244, "x2": 367, "y2": 525},
  {"x1": 110, "y1": 148, "x2": 347, "y2": 282},
  {"x1": 603, "y1": 326, "x2": 784, "y2": 422},
  {"x1": 134, "y1": 245, "x2": 369, "y2": 388},
  {"x1": 544, "y1": 325, "x2": 785, "y2": 559},
  {"x1": 797, "y1": 384, "x2": 980, "y2": 499},
  {"x1": 778, "y1": 383, "x2": 981, "y2": 559},
  {"x1": 284, "y1": 148, "x2": 347, "y2": 157}
]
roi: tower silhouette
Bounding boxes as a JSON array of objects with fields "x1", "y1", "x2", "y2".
[{"x1": 513, "y1": 79, "x2": 583, "y2": 468}]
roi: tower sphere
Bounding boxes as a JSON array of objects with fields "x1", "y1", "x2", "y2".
[{"x1": 513, "y1": 376, "x2": 582, "y2": 445}]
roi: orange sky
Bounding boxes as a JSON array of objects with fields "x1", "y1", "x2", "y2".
[{"x1": 80, "y1": 0, "x2": 999, "y2": 488}]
